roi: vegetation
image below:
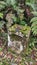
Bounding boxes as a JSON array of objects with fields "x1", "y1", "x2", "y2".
[{"x1": 0, "y1": 0, "x2": 37, "y2": 65}]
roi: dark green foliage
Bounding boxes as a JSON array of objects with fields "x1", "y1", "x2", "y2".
[{"x1": 0, "y1": 0, "x2": 37, "y2": 65}]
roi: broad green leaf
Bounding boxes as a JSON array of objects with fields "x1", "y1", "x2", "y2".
[
  {"x1": 31, "y1": 11, "x2": 37, "y2": 16},
  {"x1": 0, "y1": 1, "x2": 6, "y2": 10},
  {"x1": 26, "y1": 2, "x2": 36, "y2": 11},
  {"x1": 31, "y1": 21, "x2": 37, "y2": 27},
  {"x1": 30, "y1": 17, "x2": 37, "y2": 23},
  {"x1": 0, "y1": 13, "x2": 3, "y2": 18}
]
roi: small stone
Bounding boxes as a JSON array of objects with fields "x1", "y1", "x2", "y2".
[
  {"x1": 30, "y1": 62, "x2": 33, "y2": 65},
  {"x1": 36, "y1": 59, "x2": 37, "y2": 61}
]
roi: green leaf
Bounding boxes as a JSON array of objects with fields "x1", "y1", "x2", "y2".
[
  {"x1": 30, "y1": 17, "x2": 37, "y2": 23},
  {"x1": 0, "y1": 48, "x2": 2, "y2": 51},
  {"x1": 20, "y1": 21, "x2": 26, "y2": 26},
  {"x1": 30, "y1": 17, "x2": 37, "y2": 35},
  {"x1": 26, "y1": 2, "x2": 36, "y2": 11},
  {"x1": 31, "y1": 21, "x2": 37, "y2": 28},
  {"x1": 6, "y1": 0, "x2": 17, "y2": 7},
  {"x1": 31, "y1": 11, "x2": 37, "y2": 16},
  {"x1": 0, "y1": 13, "x2": 3, "y2": 18},
  {"x1": 0, "y1": 1, "x2": 6, "y2": 10}
]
